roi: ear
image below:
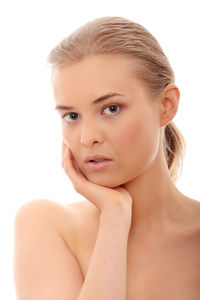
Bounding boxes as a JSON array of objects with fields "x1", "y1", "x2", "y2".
[{"x1": 159, "y1": 83, "x2": 180, "y2": 127}]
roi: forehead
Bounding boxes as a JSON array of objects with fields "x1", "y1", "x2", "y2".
[
  {"x1": 52, "y1": 54, "x2": 138, "y2": 86},
  {"x1": 51, "y1": 54, "x2": 150, "y2": 105}
]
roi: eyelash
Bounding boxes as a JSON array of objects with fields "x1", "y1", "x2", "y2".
[{"x1": 60, "y1": 104, "x2": 122, "y2": 123}]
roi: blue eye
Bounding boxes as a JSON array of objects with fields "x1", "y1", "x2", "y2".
[{"x1": 61, "y1": 104, "x2": 121, "y2": 123}]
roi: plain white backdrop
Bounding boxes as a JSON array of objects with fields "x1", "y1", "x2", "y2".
[{"x1": 0, "y1": 0, "x2": 199, "y2": 298}]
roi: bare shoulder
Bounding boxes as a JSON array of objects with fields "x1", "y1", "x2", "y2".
[
  {"x1": 14, "y1": 199, "x2": 86, "y2": 298},
  {"x1": 15, "y1": 198, "x2": 73, "y2": 226},
  {"x1": 15, "y1": 199, "x2": 76, "y2": 236},
  {"x1": 184, "y1": 197, "x2": 200, "y2": 217},
  {"x1": 14, "y1": 199, "x2": 78, "y2": 248},
  {"x1": 182, "y1": 197, "x2": 200, "y2": 235},
  {"x1": 15, "y1": 198, "x2": 100, "y2": 251}
]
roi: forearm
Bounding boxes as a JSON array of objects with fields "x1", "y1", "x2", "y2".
[{"x1": 77, "y1": 212, "x2": 129, "y2": 300}]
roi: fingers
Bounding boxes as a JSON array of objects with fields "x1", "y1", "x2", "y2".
[
  {"x1": 62, "y1": 141, "x2": 78, "y2": 173},
  {"x1": 61, "y1": 140, "x2": 66, "y2": 168},
  {"x1": 61, "y1": 141, "x2": 105, "y2": 207},
  {"x1": 62, "y1": 140, "x2": 68, "y2": 168},
  {"x1": 62, "y1": 145, "x2": 85, "y2": 189},
  {"x1": 60, "y1": 141, "x2": 132, "y2": 213}
]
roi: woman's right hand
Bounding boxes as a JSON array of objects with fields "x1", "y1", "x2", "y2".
[{"x1": 61, "y1": 141, "x2": 133, "y2": 228}]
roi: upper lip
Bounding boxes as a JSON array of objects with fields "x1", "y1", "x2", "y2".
[{"x1": 85, "y1": 155, "x2": 112, "y2": 162}]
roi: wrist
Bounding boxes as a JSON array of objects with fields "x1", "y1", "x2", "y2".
[{"x1": 100, "y1": 210, "x2": 131, "y2": 234}]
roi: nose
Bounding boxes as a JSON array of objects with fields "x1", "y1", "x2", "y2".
[{"x1": 80, "y1": 120, "x2": 104, "y2": 147}]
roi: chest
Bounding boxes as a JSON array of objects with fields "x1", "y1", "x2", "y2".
[
  {"x1": 76, "y1": 231, "x2": 200, "y2": 300},
  {"x1": 126, "y1": 234, "x2": 200, "y2": 299}
]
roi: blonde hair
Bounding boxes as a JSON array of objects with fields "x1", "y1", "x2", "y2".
[{"x1": 46, "y1": 16, "x2": 186, "y2": 184}]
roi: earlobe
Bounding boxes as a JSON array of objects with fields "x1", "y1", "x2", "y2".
[{"x1": 160, "y1": 84, "x2": 180, "y2": 127}]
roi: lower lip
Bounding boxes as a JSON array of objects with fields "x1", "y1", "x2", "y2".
[{"x1": 86, "y1": 160, "x2": 112, "y2": 170}]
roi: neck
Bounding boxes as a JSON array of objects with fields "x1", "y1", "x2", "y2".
[{"x1": 122, "y1": 144, "x2": 185, "y2": 237}]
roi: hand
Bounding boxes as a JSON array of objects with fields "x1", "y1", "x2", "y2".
[{"x1": 61, "y1": 141, "x2": 133, "y2": 226}]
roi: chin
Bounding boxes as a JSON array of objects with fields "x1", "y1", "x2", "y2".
[{"x1": 85, "y1": 173, "x2": 132, "y2": 188}]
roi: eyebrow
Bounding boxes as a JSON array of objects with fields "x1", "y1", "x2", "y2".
[{"x1": 55, "y1": 92, "x2": 124, "y2": 111}]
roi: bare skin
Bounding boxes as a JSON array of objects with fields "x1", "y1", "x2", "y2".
[
  {"x1": 65, "y1": 198, "x2": 200, "y2": 299},
  {"x1": 52, "y1": 53, "x2": 189, "y2": 237},
  {"x1": 14, "y1": 54, "x2": 200, "y2": 299},
  {"x1": 51, "y1": 53, "x2": 200, "y2": 298},
  {"x1": 15, "y1": 196, "x2": 200, "y2": 299}
]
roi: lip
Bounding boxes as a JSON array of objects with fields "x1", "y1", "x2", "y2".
[
  {"x1": 85, "y1": 155, "x2": 112, "y2": 163},
  {"x1": 86, "y1": 160, "x2": 112, "y2": 171}
]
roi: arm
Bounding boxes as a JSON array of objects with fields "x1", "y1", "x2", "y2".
[
  {"x1": 59, "y1": 143, "x2": 133, "y2": 299},
  {"x1": 14, "y1": 201, "x2": 129, "y2": 300},
  {"x1": 77, "y1": 211, "x2": 129, "y2": 300},
  {"x1": 14, "y1": 200, "x2": 84, "y2": 300}
]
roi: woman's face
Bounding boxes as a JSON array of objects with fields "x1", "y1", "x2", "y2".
[{"x1": 52, "y1": 54, "x2": 162, "y2": 187}]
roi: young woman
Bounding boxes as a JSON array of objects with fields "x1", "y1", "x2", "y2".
[{"x1": 14, "y1": 16, "x2": 200, "y2": 300}]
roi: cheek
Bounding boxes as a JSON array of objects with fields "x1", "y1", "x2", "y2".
[{"x1": 116, "y1": 112, "x2": 160, "y2": 169}]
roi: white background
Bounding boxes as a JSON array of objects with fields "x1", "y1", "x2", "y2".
[{"x1": 0, "y1": 0, "x2": 199, "y2": 298}]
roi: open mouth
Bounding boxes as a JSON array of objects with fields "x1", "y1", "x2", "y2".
[
  {"x1": 89, "y1": 159, "x2": 111, "y2": 163},
  {"x1": 86, "y1": 159, "x2": 112, "y2": 170}
]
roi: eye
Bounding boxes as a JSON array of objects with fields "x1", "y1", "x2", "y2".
[
  {"x1": 103, "y1": 104, "x2": 120, "y2": 115},
  {"x1": 60, "y1": 104, "x2": 121, "y2": 123},
  {"x1": 61, "y1": 112, "x2": 79, "y2": 123}
]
